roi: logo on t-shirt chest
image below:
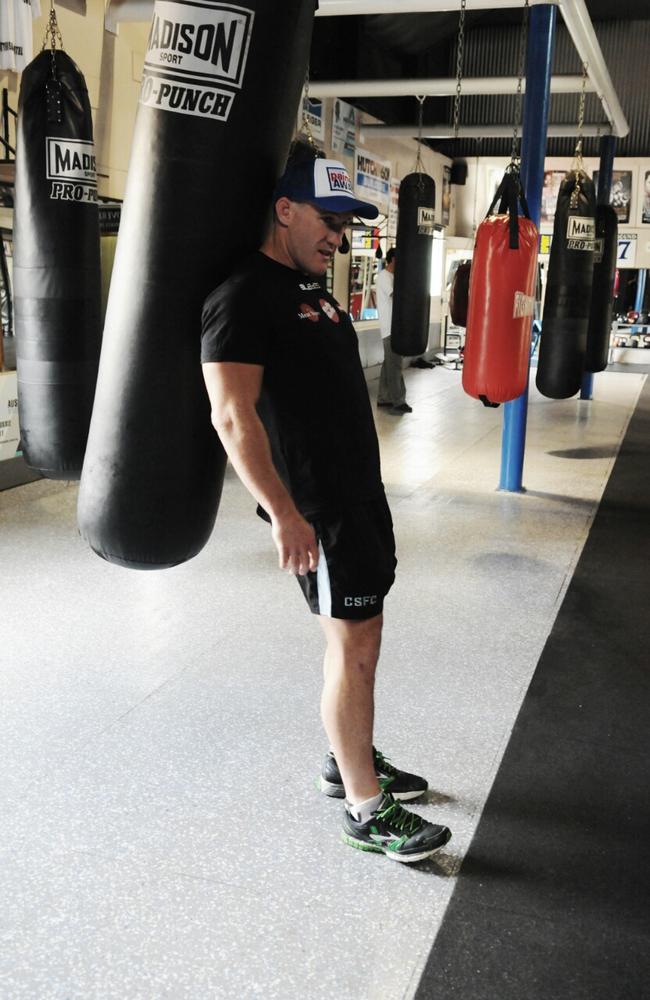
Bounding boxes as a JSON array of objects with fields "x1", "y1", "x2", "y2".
[
  {"x1": 297, "y1": 298, "x2": 343, "y2": 325},
  {"x1": 298, "y1": 302, "x2": 320, "y2": 322}
]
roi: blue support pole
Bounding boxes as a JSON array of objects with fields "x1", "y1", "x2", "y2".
[
  {"x1": 499, "y1": 4, "x2": 557, "y2": 492},
  {"x1": 633, "y1": 269, "x2": 647, "y2": 314},
  {"x1": 581, "y1": 133, "x2": 617, "y2": 399}
]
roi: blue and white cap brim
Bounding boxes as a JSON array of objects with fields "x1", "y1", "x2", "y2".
[{"x1": 311, "y1": 159, "x2": 379, "y2": 220}]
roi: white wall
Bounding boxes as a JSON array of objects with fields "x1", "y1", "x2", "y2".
[{"x1": 1, "y1": 0, "x2": 150, "y2": 199}]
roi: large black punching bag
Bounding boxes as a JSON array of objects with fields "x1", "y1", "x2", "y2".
[
  {"x1": 13, "y1": 50, "x2": 102, "y2": 478},
  {"x1": 78, "y1": 0, "x2": 316, "y2": 569},
  {"x1": 585, "y1": 204, "x2": 618, "y2": 373},
  {"x1": 537, "y1": 170, "x2": 596, "y2": 398},
  {"x1": 391, "y1": 172, "x2": 436, "y2": 356}
]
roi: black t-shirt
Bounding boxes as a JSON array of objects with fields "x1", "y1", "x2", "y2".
[{"x1": 201, "y1": 252, "x2": 384, "y2": 516}]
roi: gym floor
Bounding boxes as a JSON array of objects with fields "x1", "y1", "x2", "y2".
[{"x1": 1, "y1": 362, "x2": 648, "y2": 999}]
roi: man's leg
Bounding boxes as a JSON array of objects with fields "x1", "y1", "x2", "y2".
[
  {"x1": 318, "y1": 613, "x2": 383, "y2": 805},
  {"x1": 386, "y1": 343, "x2": 407, "y2": 407},
  {"x1": 378, "y1": 339, "x2": 391, "y2": 405}
]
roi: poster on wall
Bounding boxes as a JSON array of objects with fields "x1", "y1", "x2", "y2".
[
  {"x1": 387, "y1": 178, "x2": 400, "y2": 241},
  {"x1": 332, "y1": 99, "x2": 356, "y2": 158},
  {"x1": 441, "y1": 165, "x2": 451, "y2": 227},
  {"x1": 354, "y1": 149, "x2": 391, "y2": 215},
  {"x1": 0, "y1": 372, "x2": 20, "y2": 462},
  {"x1": 593, "y1": 170, "x2": 632, "y2": 223},
  {"x1": 541, "y1": 170, "x2": 566, "y2": 223},
  {"x1": 297, "y1": 96, "x2": 325, "y2": 142},
  {"x1": 617, "y1": 232, "x2": 637, "y2": 268},
  {"x1": 641, "y1": 169, "x2": 650, "y2": 225}
]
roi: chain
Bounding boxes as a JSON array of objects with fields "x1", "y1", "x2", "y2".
[
  {"x1": 570, "y1": 62, "x2": 589, "y2": 206},
  {"x1": 510, "y1": 0, "x2": 529, "y2": 166},
  {"x1": 300, "y1": 67, "x2": 318, "y2": 151},
  {"x1": 453, "y1": 0, "x2": 467, "y2": 141},
  {"x1": 42, "y1": 0, "x2": 63, "y2": 80},
  {"x1": 413, "y1": 96, "x2": 426, "y2": 174}
]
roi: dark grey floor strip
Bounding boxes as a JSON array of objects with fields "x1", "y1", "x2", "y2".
[{"x1": 414, "y1": 378, "x2": 650, "y2": 1000}]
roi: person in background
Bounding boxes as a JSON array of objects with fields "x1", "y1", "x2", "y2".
[{"x1": 375, "y1": 247, "x2": 412, "y2": 415}]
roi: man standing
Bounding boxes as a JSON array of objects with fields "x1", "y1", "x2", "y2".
[
  {"x1": 376, "y1": 248, "x2": 412, "y2": 415},
  {"x1": 201, "y1": 143, "x2": 451, "y2": 863}
]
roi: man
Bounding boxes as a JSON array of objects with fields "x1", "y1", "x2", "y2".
[
  {"x1": 375, "y1": 247, "x2": 412, "y2": 415},
  {"x1": 201, "y1": 143, "x2": 451, "y2": 863}
]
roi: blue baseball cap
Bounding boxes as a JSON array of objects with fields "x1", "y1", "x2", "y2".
[{"x1": 274, "y1": 156, "x2": 379, "y2": 220}]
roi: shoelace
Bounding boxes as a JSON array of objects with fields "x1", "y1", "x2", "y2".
[
  {"x1": 373, "y1": 749, "x2": 398, "y2": 777},
  {"x1": 376, "y1": 797, "x2": 423, "y2": 837}
]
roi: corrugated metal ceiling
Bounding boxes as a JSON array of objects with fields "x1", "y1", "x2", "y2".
[{"x1": 310, "y1": 4, "x2": 650, "y2": 158}]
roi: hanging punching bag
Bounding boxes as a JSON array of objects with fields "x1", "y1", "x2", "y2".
[
  {"x1": 391, "y1": 172, "x2": 435, "y2": 356},
  {"x1": 13, "y1": 50, "x2": 102, "y2": 479},
  {"x1": 462, "y1": 169, "x2": 538, "y2": 406},
  {"x1": 537, "y1": 170, "x2": 596, "y2": 398},
  {"x1": 585, "y1": 204, "x2": 617, "y2": 373},
  {"x1": 78, "y1": 0, "x2": 316, "y2": 569}
]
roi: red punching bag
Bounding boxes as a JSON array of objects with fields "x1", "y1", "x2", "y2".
[{"x1": 462, "y1": 169, "x2": 538, "y2": 407}]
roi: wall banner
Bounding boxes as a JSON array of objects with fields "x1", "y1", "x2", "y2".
[
  {"x1": 332, "y1": 99, "x2": 356, "y2": 158},
  {"x1": 354, "y1": 148, "x2": 390, "y2": 214}
]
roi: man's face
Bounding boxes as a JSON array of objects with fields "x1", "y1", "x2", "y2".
[{"x1": 280, "y1": 201, "x2": 354, "y2": 276}]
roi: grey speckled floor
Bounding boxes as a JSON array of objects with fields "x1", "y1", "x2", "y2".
[{"x1": 0, "y1": 366, "x2": 645, "y2": 1000}]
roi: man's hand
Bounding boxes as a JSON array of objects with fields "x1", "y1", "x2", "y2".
[{"x1": 271, "y1": 511, "x2": 319, "y2": 576}]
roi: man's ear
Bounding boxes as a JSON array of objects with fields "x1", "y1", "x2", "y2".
[{"x1": 274, "y1": 197, "x2": 293, "y2": 228}]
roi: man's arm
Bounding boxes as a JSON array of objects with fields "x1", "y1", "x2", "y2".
[{"x1": 202, "y1": 361, "x2": 318, "y2": 576}]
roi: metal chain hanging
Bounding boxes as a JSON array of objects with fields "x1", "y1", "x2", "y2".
[
  {"x1": 412, "y1": 95, "x2": 426, "y2": 173},
  {"x1": 570, "y1": 62, "x2": 589, "y2": 206},
  {"x1": 42, "y1": 0, "x2": 64, "y2": 66},
  {"x1": 42, "y1": 0, "x2": 64, "y2": 124},
  {"x1": 453, "y1": 0, "x2": 467, "y2": 142},
  {"x1": 300, "y1": 68, "x2": 320, "y2": 152},
  {"x1": 510, "y1": 0, "x2": 530, "y2": 168}
]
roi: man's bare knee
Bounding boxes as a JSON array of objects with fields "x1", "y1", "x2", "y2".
[{"x1": 319, "y1": 613, "x2": 383, "y2": 667}]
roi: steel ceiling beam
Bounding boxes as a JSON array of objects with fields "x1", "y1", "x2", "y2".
[
  {"x1": 359, "y1": 122, "x2": 611, "y2": 138},
  {"x1": 309, "y1": 75, "x2": 595, "y2": 98}
]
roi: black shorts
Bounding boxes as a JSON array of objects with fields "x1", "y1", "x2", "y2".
[{"x1": 297, "y1": 494, "x2": 397, "y2": 621}]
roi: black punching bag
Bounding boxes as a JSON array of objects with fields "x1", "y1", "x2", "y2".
[
  {"x1": 537, "y1": 171, "x2": 596, "y2": 398},
  {"x1": 78, "y1": 0, "x2": 316, "y2": 569},
  {"x1": 391, "y1": 173, "x2": 436, "y2": 356},
  {"x1": 14, "y1": 51, "x2": 101, "y2": 478},
  {"x1": 585, "y1": 204, "x2": 618, "y2": 373}
]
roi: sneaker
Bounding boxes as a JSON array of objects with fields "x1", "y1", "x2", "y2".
[
  {"x1": 319, "y1": 748, "x2": 428, "y2": 801},
  {"x1": 342, "y1": 793, "x2": 451, "y2": 863},
  {"x1": 389, "y1": 403, "x2": 413, "y2": 414}
]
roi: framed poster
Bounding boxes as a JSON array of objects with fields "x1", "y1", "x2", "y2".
[
  {"x1": 541, "y1": 170, "x2": 566, "y2": 224},
  {"x1": 593, "y1": 169, "x2": 632, "y2": 224},
  {"x1": 641, "y1": 169, "x2": 650, "y2": 225},
  {"x1": 332, "y1": 99, "x2": 356, "y2": 158}
]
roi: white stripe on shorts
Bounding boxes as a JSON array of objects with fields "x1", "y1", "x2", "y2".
[{"x1": 316, "y1": 540, "x2": 332, "y2": 617}]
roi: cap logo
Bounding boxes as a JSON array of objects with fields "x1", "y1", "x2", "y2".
[{"x1": 326, "y1": 166, "x2": 353, "y2": 194}]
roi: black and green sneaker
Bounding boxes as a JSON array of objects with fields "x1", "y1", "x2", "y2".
[
  {"x1": 342, "y1": 793, "x2": 451, "y2": 863},
  {"x1": 318, "y1": 748, "x2": 428, "y2": 801}
]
